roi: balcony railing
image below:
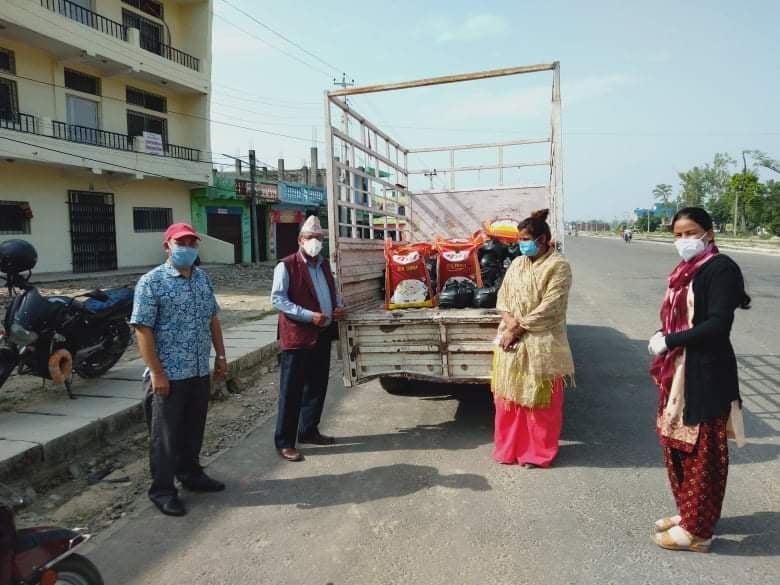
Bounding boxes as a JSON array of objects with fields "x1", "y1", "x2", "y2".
[
  {"x1": 52, "y1": 121, "x2": 133, "y2": 151},
  {"x1": 0, "y1": 111, "x2": 37, "y2": 134},
  {"x1": 41, "y1": 0, "x2": 128, "y2": 41},
  {"x1": 279, "y1": 181, "x2": 326, "y2": 206},
  {"x1": 0, "y1": 116, "x2": 201, "y2": 162},
  {"x1": 140, "y1": 35, "x2": 200, "y2": 72}
]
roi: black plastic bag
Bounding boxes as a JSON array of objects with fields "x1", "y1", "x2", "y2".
[{"x1": 473, "y1": 287, "x2": 498, "y2": 308}]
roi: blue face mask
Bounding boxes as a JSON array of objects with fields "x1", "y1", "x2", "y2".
[
  {"x1": 518, "y1": 239, "x2": 540, "y2": 257},
  {"x1": 170, "y1": 244, "x2": 198, "y2": 268}
]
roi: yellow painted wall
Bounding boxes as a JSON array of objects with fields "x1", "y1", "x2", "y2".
[
  {"x1": 0, "y1": 161, "x2": 192, "y2": 273},
  {"x1": 0, "y1": 38, "x2": 207, "y2": 152}
]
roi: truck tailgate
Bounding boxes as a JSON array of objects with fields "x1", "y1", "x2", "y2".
[{"x1": 342, "y1": 308, "x2": 500, "y2": 386}]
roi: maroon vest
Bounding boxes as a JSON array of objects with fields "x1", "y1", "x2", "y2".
[{"x1": 279, "y1": 252, "x2": 338, "y2": 350}]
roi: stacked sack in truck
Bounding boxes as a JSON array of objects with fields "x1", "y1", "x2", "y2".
[
  {"x1": 384, "y1": 240, "x2": 436, "y2": 310},
  {"x1": 471, "y1": 219, "x2": 523, "y2": 309},
  {"x1": 435, "y1": 236, "x2": 483, "y2": 309},
  {"x1": 381, "y1": 218, "x2": 523, "y2": 311}
]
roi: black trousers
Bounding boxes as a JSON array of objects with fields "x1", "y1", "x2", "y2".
[
  {"x1": 275, "y1": 335, "x2": 332, "y2": 449},
  {"x1": 144, "y1": 374, "x2": 210, "y2": 499}
]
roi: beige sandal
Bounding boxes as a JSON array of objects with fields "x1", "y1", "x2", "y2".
[
  {"x1": 654, "y1": 514, "x2": 682, "y2": 533},
  {"x1": 653, "y1": 525, "x2": 711, "y2": 553}
]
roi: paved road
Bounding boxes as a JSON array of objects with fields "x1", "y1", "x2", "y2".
[{"x1": 86, "y1": 237, "x2": 779, "y2": 585}]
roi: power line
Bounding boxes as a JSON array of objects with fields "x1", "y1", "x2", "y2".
[
  {"x1": 5, "y1": 72, "x2": 323, "y2": 143},
  {"x1": 211, "y1": 11, "x2": 332, "y2": 77},
  {"x1": 218, "y1": 0, "x2": 344, "y2": 75}
]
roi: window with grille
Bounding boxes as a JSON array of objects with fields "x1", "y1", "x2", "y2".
[
  {"x1": 126, "y1": 87, "x2": 167, "y2": 113},
  {"x1": 0, "y1": 48, "x2": 15, "y2": 74},
  {"x1": 0, "y1": 201, "x2": 31, "y2": 234},
  {"x1": 122, "y1": 9, "x2": 164, "y2": 53},
  {"x1": 133, "y1": 207, "x2": 172, "y2": 232},
  {"x1": 64, "y1": 69, "x2": 101, "y2": 96},
  {"x1": 127, "y1": 110, "x2": 167, "y2": 143},
  {"x1": 122, "y1": 0, "x2": 164, "y2": 19},
  {"x1": 0, "y1": 78, "x2": 18, "y2": 119}
]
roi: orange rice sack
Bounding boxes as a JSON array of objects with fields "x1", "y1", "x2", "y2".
[
  {"x1": 434, "y1": 236, "x2": 483, "y2": 293},
  {"x1": 384, "y1": 240, "x2": 435, "y2": 310}
]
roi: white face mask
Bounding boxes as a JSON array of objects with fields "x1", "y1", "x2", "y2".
[
  {"x1": 674, "y1": 233, "x2": 707, "y2": 262},
  {"x1": 302, "y1": 238, "x2": 323, "y2": 257}
]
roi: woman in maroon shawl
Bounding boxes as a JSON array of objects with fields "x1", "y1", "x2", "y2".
[{"x1": 648, "y1": 207, "x2": 750, "y2": 553}]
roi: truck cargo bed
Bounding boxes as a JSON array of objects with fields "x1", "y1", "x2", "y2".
[{"x1": 342, "y1": 306, "x2": 500, "y2": 386}]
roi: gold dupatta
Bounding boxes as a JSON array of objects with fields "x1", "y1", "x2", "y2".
[{"x1": 491, "y1": 249, "x2": 575, "y2": 408}]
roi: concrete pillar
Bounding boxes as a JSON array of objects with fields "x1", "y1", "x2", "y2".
[{"x1": 310, "y1": 147, "x2": 318, "y2": 174}]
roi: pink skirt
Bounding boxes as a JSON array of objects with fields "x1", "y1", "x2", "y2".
[{"x1": 493, "y1": 381, "x2": 564, "y2": 467}]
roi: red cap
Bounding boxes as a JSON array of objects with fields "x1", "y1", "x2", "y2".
[{"x1": 164, "y1": 223, "x2": 200, "y2": 242}]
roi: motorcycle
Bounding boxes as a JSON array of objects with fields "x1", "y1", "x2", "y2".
[
  {"x1": 0, "y1": 240, "x2": 134, "y2": 398},
  {"x1": 1, "y1": 484, "x2": 104, "y2": 585}
]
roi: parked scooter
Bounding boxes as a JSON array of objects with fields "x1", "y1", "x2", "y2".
[
  {"x1": 0, "y1": 240, "x2": 134, "y2": 398},
  {"x1": 1, "y1": 484, "x2": 103, "y2": 585}
]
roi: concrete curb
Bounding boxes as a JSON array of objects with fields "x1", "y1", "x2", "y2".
[{"x1": 0, "y1": 316, "x2": 280, "y2": 482}]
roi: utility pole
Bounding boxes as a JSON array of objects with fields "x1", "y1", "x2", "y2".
[
  {"x1": 424, "y1": 169, "x2": 438, "y2": 190},
  {"x1": 734, "y1": 150, "x2": 747, "y2": 236},
  {"x1": 249, "y1": 150, "x2": 261, "y2": 263},
  {"x1": 647, "y1": 209, "x2": 651, "y2": 232}
]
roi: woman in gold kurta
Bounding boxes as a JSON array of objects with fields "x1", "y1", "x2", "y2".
[{"x1": 492, "y1": 209, "x2": 574, "y2": 467}]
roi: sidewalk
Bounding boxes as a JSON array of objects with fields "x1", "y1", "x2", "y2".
[{"x1": 0, "y1": 314, "x2": 279, "y2": 481}]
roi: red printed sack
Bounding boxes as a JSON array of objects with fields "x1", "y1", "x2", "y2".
[
  {"x1": 434, "y1": 236, "x2": 483, "y2": 293},
  {"x1": 384, "y1": 240, "x2": 435, "y2": 310}
]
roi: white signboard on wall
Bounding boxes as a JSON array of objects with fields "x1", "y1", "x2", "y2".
[{"x1": 143, "y1": 132, "x2": 164, "y2": 156}]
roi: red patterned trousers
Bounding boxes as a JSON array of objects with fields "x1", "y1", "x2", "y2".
[{"x1": 663, "y1": 416, "x2": 729, "y2": 539}]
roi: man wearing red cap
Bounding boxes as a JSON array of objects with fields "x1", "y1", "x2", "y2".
[
  {"x1": 271, "y1": 214, "x2": 344, "y2": 461},
  {"x1": 131, "y1": 223, "x2": 227, "y2": 516}
]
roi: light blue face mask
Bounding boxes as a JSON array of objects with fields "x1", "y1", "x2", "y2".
[
  {"x1": 518, "y1": 238, "x2": 540, "y2": 257},
  {"x1": 170, "y1": 244, "x2": 198, "y2": 268}
]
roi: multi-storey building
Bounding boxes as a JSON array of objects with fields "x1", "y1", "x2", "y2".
[{"x1": 0, "y1": 0, "x2": 212, "y2": 273}]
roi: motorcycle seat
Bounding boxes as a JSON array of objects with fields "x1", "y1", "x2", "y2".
[
  {"x1": 83, "y1": 288, "x2": 133, "y2": 314},
  {"x1": 15, "y1": 527, "x2": 77, "y2": 553}
]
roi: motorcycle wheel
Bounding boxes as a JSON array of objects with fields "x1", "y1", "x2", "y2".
[
  {"x1": 74, "y1": 321, "x2": 131, "y2": 379},
  {"x1": 52, "y1": 553, "x2": 104, "y2": 585}
]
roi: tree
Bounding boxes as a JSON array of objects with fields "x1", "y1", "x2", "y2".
[
  {"x1": 726, "y1": 171, "x2": 761, "y2": 233},
  {"x1": 652, "y1": 184, "x2": 673, "y2": 205},
  {"x1": 677, "y1": 167, "x2": 707, "y2": 207},
  {"x1": 744, "y1": 150, "x2": 780, "y2": 175}
]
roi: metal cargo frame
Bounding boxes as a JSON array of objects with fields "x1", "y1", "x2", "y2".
[{"x1": 324, "y1": 62, "x2": 563, "y2": 386}]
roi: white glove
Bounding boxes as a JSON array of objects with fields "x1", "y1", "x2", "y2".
[{"x1": 648, "y1": 332, "x2": 668, "y2": 356}]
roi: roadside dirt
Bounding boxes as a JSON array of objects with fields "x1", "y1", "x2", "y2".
[
  {"x1": 7, "y1": 361, "x2": 280, "y2": 533},
  {"x1": 0, "y1": 264, "x2": 276, "y2": 413}
]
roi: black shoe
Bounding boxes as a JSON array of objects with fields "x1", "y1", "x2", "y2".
[
  {"x1": 180, "y1": 473, "x2": 226, "y2": 493},
  {"x1": 150, "y1": 495, "x2": 187, "y2": 516},
  {"x1": 298, "y1": 430, "x2": 336, "y2": 445}
]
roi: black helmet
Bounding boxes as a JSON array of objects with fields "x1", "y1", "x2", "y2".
[{"x1": 0, "y1": 239, "x2": 38, "y2": 275}]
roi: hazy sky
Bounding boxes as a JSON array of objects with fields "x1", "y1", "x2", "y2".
[{"x1": 208, "y1": 0, "x2": 780, "y2": 221}]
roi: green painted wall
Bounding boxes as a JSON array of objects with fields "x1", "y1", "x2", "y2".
[{"x1": 191, "y1": 176, "x2": 252, "y2": 262}]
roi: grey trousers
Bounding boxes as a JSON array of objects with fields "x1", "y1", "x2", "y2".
[{"x1": 144, "y1": 374, "x2": 210, "y2": 499}]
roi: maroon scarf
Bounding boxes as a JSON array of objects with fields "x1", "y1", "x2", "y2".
[{"x1": 650, "y1": 242, "x2": 719, "y2": 407}]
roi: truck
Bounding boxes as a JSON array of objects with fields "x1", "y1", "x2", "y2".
[{"x1": 324, "y1": 62, "x2": 563, "y2": 389}]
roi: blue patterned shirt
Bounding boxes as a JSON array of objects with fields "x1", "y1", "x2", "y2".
[{"x1": 130, "y1": 262, "x2": 219, "y2": 381}]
